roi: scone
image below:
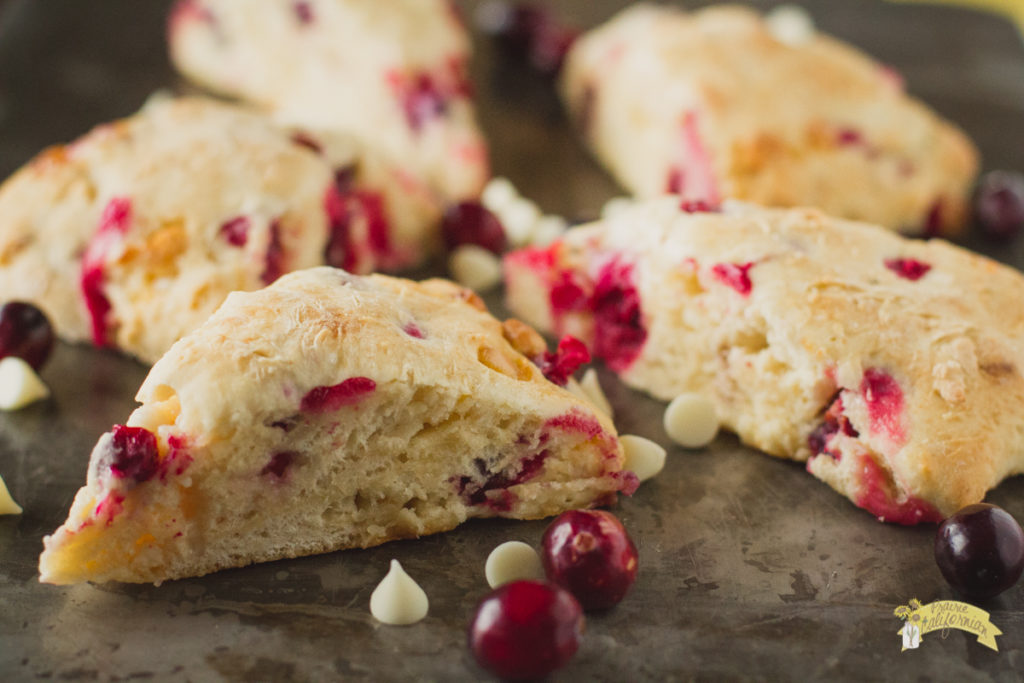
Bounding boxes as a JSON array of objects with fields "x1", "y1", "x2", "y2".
[
  {"x1": 504, "y1": 198, "x2": 1024, "y2": 523},
  {"x1": 39, "y1": 267, "x2": 633, "y2": 584},
  {"x1": 168, "y1": 0, "x2": 489, "y2": 204},
  {"x1": 561, "y1": 4, "x2": 979, "y2": 235},
  {"x1": 0, "y1": 96, "x2": 442, "y2": 363}
]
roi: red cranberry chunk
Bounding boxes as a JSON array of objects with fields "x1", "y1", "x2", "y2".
[
  {"x1": 301, "y1": 377, "x2": 376, "y2": 413},
  {"x1": 856, "y1": 454, "x2": 942, "y2": 525},
  {"x1": 679, "y1": 199, "x2": 717, "y2": 213},
  {"x1": 80, "y1": 266, "x2": 113, "y2": 347},
  {"x1": 536, "y1": 335, "x2": 590, "y2": 386},
  {"x1": 99, "y1": 197, "x2": 133, "y2": 235},
  {"x1": 541, "y1": 509, "x2": 639, "y2": 610},
  {"x1": 924, "y1": 198, "x2": 945, "y2": 237},
  {"x1": 860, "y1": 368, "x2": 905, "y2": 445},
  {"x1": 0, "y1": 301, "x2": 55, "y2": 370},
  {"x1": 441, "y1": 201, "x2": 508, "y2": 255},
  {"x1": 836, "y1": 128, "x2": 864, "y2": 146},
  {"x1": 260, "y1": 220, "x2": 286, "y2": 285},
  {"x1": 261, "y1": 451, "x2": 298, "y2": 480},
  {"x1": 807, "y1": 393, "x2": 858, "y2": 460},
  {"x1": 106, "y1": 425, "x2": 160, "y2": 483},
  {"x1": 458, "y1": 451, "x2": 549, "y2": 510},
  {"x1": 290, "y1": 132, "x2": 323, "y2": 155},
  {"x1": 711, "y1": 261, "x2": 754, "y2": 296},
  {"x1": 324, "y1": 185, "x2": 356, "y2": 271},
  {"x1": 884, "y1": 258, "x2": 931, "y2": 281},
  {"x1": 549, "y1": 270, "x2": 589, "y2": 316},
  {"x1": 666, "y1": 167, "x2": 685, "y2": 195},
  {"x1": 400, "y1": 73, "x2": 448, "y2": 132},
  {"x1": 592, "y1": 259, "x2": 647, "y2": 372},
  {"x1": 219, "y1": 215, "x2": 250, "y2": 247},
  {"x1": 468, "y1": 580, "x2": 584, "y2": 680},
  {"x1": 974, "y1": 170, "x2": 1024, "y2": 240},
  {"x1": 402, "y1": 322, "x2": 425, "y2": 339},
  {"x1": 935, "y1": 503, "x2": 1024, "y2": 599},
  {"x1": 292, "y1": 0, "x2": 313, "y2": 24}
]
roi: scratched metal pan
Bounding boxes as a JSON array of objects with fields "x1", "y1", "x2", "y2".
[{"x1": 1, "y1": 1, "x2": 1023, "y2": 680}]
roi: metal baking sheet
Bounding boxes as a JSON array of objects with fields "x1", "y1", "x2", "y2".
[{"x1": 2, "y1": 1, "x2": 1024, "y2": 680}]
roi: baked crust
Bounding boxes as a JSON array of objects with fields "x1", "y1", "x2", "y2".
[
  {"x1": 505, "y1": 198, "x2": 1024, "y2": 523},
  {"x1": 0, "y1": 96, "x2": 441, "y2": 363},
  {"x1": 39, "y1": 267, "x2": 630, "y2": 584},
  {"x1": 560, "y1": 4, "x2": 979, "y2": 235}
]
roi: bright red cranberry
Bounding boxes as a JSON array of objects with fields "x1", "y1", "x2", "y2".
[
  {"x1": 860, "y1": 368, "x2": 904, "y2": 445},
  {"x1": 0, "y1": 301, "x2": 55, "y2": 370},
  {"x1": 884, "y1": 258, "x2": 931, "y2": 281},
  {"x1": 106, "y1": 425, "x2": 160, "y2": 483},
  {"x1": 541, "y1": 509, "x2": 639, "y2": 611},
  {"x1": 536, "y1": 335, "x2": 590, "y2": 386},
  {"x1": 711, "y1": 262, "x2": 754, "y2": 296},
  {"x1": 935, "y1": 503, "x2": 1024, "y2": 599},
  {"x1": 468, "y1": 580, "x2": 583, "y2": 680},
  {"x1": 441, "y1": 201, "x2": 508, "y2": 255},
  {"x1": 974, "y1": 171, "x2": 1024, "y2": 240},
  {"x1": 592, "y1": 259, "x2": 647, "y2": 372},
  {"x1": 219, "y1": 216, "x2": 250, "y2": 247},
  {"x1": 679, "y1": 199, "x2": 717, "y2": 213},
  {"x1": 300, "y1": 377, "x2": 376, "y2": 413}
]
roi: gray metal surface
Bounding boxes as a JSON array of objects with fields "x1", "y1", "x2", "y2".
[{"x1": 2, "y1": 1, "x2": 1024, "y2": 680}]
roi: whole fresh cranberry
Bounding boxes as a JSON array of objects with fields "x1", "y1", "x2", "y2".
[
  {"x1": 468, "y1": 580, "x2": 583, "y2": 680},
  {"x1": 441, "y1": 201, "x2": 508, "y2": 255},
  {"x1": 974, "y1": 171, "x2": 1024, "y2": 240},
  {"x1": 935, "y1": 503, "x2": 1024, "y2": 600},
  {"x1": 0, "y1": 301, "x2": 56, "y2": 370},
  {"x1": 542, "y1": 509, "x2": 638, "y2": 610}
]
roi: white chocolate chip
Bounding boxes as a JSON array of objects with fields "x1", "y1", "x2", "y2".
[
  {"x1": 601, "y1": 197, "x2": 633, "y2": 220},
  {"x1": 501, "y1": 198, "x2": 543, "y2": 247},
  {"x1": 485, "y1": 541, "x2": 544, "y2": 588},
  {"x1": 620, "y1": 434, "x2": 666, "y2": 482},
  {"x1": 0, "y1": 474, "x2": 22, "y2": 515},
  {"x1": 481, "y1": 176, "x2": 520, "y2": 214},
  {"x1": 579, "y1": 368, "x2": 613, "y2": 418},
  {"x1": 449, "y1": 244, "x2": 503, "y2": 292},
  {"x1": 765, "y1": 5, "x2": 815, "y2": 46},
  {"x1": 531, "y1": 215, "x2": 569, "y2": 247},
  {"x1": 0, "y1": 357, "x2": 49, "y2": 411},
  {"x1": 370, "y1": 559, "x2": 429, "y2": 625},
  {"x1": 663, "y1": 393, "x2": 719, "y2": 448}
]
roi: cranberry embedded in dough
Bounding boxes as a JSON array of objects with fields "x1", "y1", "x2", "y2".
[{"x1": 300, "y1": 377, "x2": 377, "y2": 413}]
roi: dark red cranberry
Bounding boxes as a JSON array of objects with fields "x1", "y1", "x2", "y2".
[
  {"x1": 485, "y1": 3, "x2": 579, "y2": 76},
  {"x1": 80, "y1": 266, "x2": 113, "y2": 348},
  {"x1": 935, "y1": 503, "x2": 1024, "y2": 599},
  {"x1": 300, "y1": 377, "x2": 376, "y2": 413},
  {"x1": 807, "y1": 393, "x2": 858, "y2": 460},
  {"x1": 261, "y1": 451, "x2": 297, "y2": 479},
  {"x1": 401, "y1": 73, "x2": 448, "y2": 132},
  {"x1": 106, "y1": 425, "x2": 160, "y2": 483},
  {"x1": 468, "y1": 580, "x2": 583, "y2": 680},
  {"x1": 923, "y1": 198, "x2": 945, "y2": 237},
  {"x1": 592, "y1": 259, "x2": 647, "y2": 372},
  {"x1": 541, "y1": 509, "x2": 639, "y2": 611},
  {"x1": 974, "y1": 171, "x2": 1024, "y2": 240},
  {"x1": 261, "y1": 220, "x2": 285, "y2": 285},
  {"x1": 219, "y1": 216, "x2": 250, "y2": 247},
  {"x1": 884, "y1": 257, "x2": 931, "y2": 281},
  {"x1": 0, "y1": 301, "x2": 55, "y2": 370},
  {"x1": 536, "y1": 335, "x2": 590, "y2": 386},
  {"x1": 292, "y1": 0, "x2": 313, "y2": 24},
  {"x1": 441, "y1": 201, "x2": 508, "y2": 255}
]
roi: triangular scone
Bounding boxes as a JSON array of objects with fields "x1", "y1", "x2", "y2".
[
  {"x1": 0, "y1": 96, "x2": 442, "y2": 363},
  {"x1": 561, "y1": 4, "x2": 978, "y2": 234},
  {"x1": 39, "y1": 268, "x2": 632, "y2": 584},
  {"x1": 168, "y1": 0, "x2": 488, "y2": 204},
  {"x1": 505, "y1": 198, "x2": 1024, "y2": 524}
]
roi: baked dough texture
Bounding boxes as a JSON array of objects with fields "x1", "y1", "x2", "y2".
[
  {"x1": 39, "y1": 267, "x2": 631, "y2": 584},
  {"x1": 504, "y1": 198, "x2": 1024, "y2": 523},
  {"x1": 0, "y1": 96, "x2": 442, "y2": 363},
  {"x1": 168, "y1": 0, "x2": 489, "y2": 204},
  {"x1": 561, "y1": 4, "x2": 978, "y2": 235}
]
